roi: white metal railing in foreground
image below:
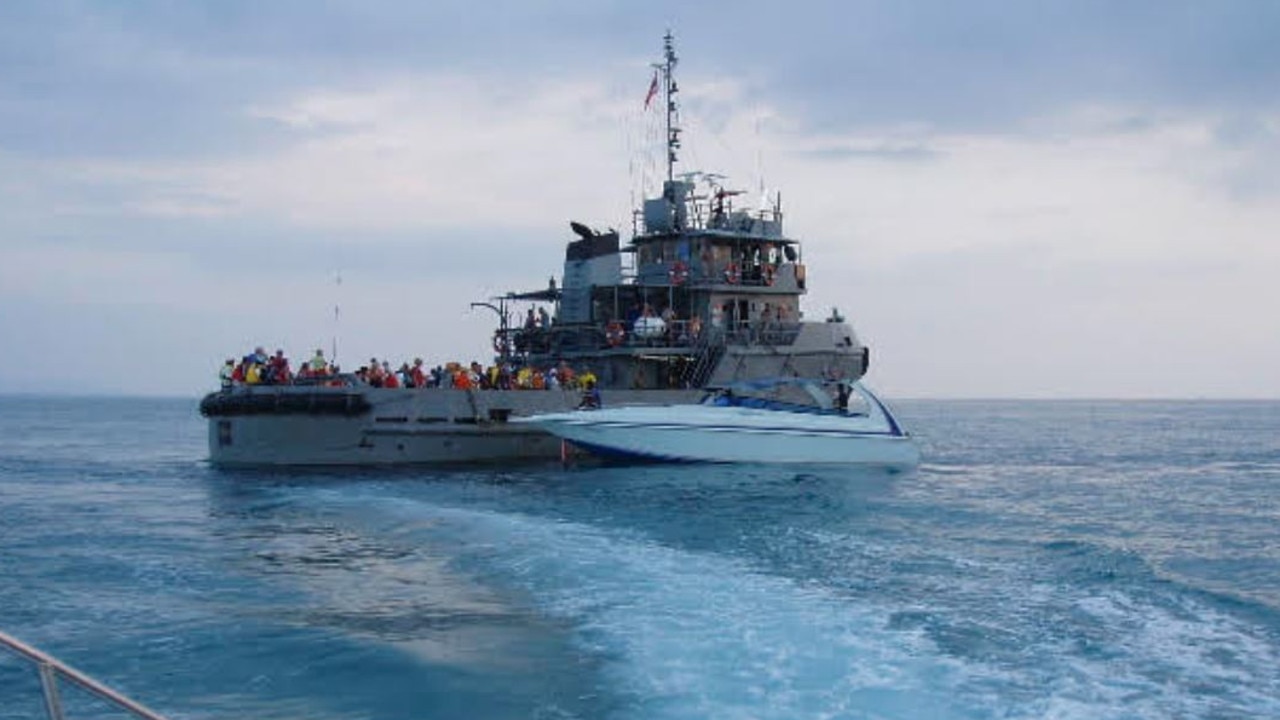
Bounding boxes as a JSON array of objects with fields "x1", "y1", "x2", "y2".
[{"x1": 0, "y1": 628, "x2": 170, "y2": 720}]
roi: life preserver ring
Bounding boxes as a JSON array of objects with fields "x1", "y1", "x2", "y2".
[
  {"x1": 762, "y1": 264, "x2": 776, "y2": 286},
  {"x1": 723, "y1": 263, "x2": 740, "y2": 284},
  {"x1": 605, "y1": 321, "x2": 625, "y2": 347},
  {"x1": 669, "y1": 260, "x2": 689, "y2": 286}
]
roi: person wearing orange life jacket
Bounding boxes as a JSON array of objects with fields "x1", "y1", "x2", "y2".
[
  {"x1": 265, "y1": 349, "x2": 289, "y2": 385},
  {"x1": 557, "y1": 361, "x2": 576, "y2": 388},
  {"x1": 276, "y1": 356, "x2": 294, "y2": 385},
  {"x1": 605, "y1": 321, "x2": 626, "y2": 347},
  {"x1": 453, "y1": 368, "x2": 473, "y2": 390},
  {"x1": 383, "y1": 361, "x2": 401, "y2": 389}
]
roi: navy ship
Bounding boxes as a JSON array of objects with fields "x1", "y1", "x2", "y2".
[{"x1": 200, "y1": 33, "x2": 871, "y2": 465}]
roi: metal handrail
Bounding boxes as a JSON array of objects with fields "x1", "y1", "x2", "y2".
[{"x1": 0, "y1": 629, "x2": 170, "y2": 720}]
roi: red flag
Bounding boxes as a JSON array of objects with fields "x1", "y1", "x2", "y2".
[{"x1": 644, "y1": 71, "x2": 659, "y2": 109}]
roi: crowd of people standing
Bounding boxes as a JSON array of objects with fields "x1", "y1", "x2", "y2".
[{"x1": 220, "y1": 347, "x2": 597, "y2": 393}]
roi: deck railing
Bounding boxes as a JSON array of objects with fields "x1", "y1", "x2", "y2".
[{"x1": 0, "y1": 629, "x2": 170, "y2": 720}]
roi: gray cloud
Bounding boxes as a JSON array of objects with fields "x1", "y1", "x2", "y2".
[
  {"x1": 798, "y1": 144, "x2": 942, "y2": 163},
  {"x1": 6, "y1": 1, "x2": 1279, "y2": 162},
  {"x1": 685, "y1": 0, "x2": 1280, "y2": 134}
]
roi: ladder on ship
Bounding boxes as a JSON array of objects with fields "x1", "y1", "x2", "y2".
[
  {"x1": 0, "y1": 629, "x2": 170, "y2": 720},
  {"x1": 683, "y1": 338, "x2": 725, "y2": 388}
]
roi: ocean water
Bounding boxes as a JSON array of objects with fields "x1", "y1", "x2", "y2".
[{"x1": 1, "y1": 397, "x2": 1279, "y2": 719}]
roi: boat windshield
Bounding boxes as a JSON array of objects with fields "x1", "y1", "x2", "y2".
[{"x1": 700, "y1": 379, "x2": 869, "y2": 416}]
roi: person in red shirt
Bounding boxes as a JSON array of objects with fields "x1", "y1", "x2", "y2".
[{"x1": 410, "y1": 359, "x2": 427, "y2": 388}]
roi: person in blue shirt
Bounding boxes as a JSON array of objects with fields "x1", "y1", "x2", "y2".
[{"x1": 578, "y1": 379, "x2": 602, "y2": 409}]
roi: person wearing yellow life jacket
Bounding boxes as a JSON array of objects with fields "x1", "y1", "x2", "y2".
[{"x1": 245, "y1": 363, "x2": 263, "y2": 384}]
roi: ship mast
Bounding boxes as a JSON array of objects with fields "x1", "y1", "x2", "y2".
[{"x1": 661, "y1": 31, "x2": 680, "y2": 183}]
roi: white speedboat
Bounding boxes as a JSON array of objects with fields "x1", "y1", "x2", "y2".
[{"x1": 517, "y1": 378, "x2": 918, "y2": 466}]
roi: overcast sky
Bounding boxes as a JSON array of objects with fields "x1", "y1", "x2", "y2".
[{"x1": 2, "y1": 1, "x2": 1278, "y2": 398}]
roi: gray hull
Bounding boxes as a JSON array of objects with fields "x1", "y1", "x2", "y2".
[{"x1": 206, "y1": 387, "x2": 697, "y2": 466}]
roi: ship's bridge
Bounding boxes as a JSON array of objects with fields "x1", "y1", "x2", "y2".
[{"x1": 631, "y1": 177, "x2": 805, "y2": 292}]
